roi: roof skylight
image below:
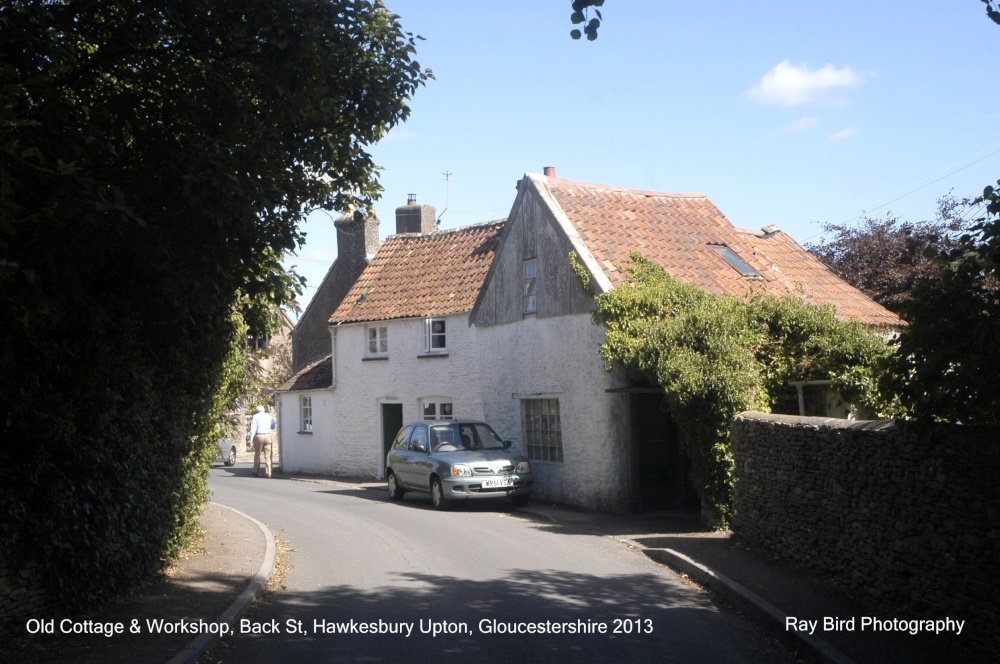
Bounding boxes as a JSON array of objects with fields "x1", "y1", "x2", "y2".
[{"x1": 712, "y1": 245, "x2": 761, "y2": 279}]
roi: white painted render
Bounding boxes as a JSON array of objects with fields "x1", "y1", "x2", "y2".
[
  {"x1": 278, "y1": 307, "x2": 633, "y2": 512},
  {"x1": 476, "y1": 312, "x2": 631, "y2": 512},
  {"x1": 278, "y1": 313, "x2": 486, "y2": 479},
  {"x1": 276, "y1": 388, "x2": 337, "y2": 474}
]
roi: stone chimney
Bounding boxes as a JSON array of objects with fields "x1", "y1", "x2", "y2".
[
  {"x1": 334, "y1": 208, "x2": 380, "y2": 264},
  {"x1": 291, "y1": 209, "x2": 380, "y2": 372},
  {"x1": 395, "y1": 194, "x2": 436, "y2": 234}
]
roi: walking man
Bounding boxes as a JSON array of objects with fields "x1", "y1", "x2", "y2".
[{"x1": 249, "y1": 405, "x2": 276, "y2": 478}]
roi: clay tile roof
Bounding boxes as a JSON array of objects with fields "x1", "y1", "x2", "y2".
[
  {"x1": 279, "y1": 354, "x2": 332, "y2": 392},
  {"x1": 540, "y1": 175, "x2": 902, "y2": 327},
  {"x1": 330, "y1": 220, "x2": 505, "y2": 325}
]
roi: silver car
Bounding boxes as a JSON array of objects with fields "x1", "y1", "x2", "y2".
[
  {"x1": 386, "y1": 420, "x2": 533, "y2": 509},
  {"x1": 217, "y1": 437, "x2": 237, "y2": 466}
]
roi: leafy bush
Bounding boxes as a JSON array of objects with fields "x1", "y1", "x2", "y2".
[{"x1": 590, "y1": 253, "x2": 893, "y2": 526}]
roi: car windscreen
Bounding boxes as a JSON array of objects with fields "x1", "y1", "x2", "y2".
[
  {"x1": 463, "y1": 423, "x2": 505, "y2": 450},
  {"x1": 429, "y1": 426, "x2": 460, "y2": 452},
  {"x1": 430, "y1": 423, "x2": 506, "y2": 451}
]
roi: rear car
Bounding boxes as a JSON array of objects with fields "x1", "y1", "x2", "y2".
[
  {"x1": 216, "y1": 437, "x2": 237, "y2": 466},
  {"x1": 385, "y1": 419, "x2": 533, "y2": 509}
]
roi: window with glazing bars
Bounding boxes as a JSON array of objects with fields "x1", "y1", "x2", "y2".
[
  {"x1": 424, "y1": 318, "x2": 446, "y2": 352},
  {"x1": 521, "y1": 398, "x2": 562, "y2": 462},
  {"x1": 299, "y1": 396, "x2": 313, "y2": 432},
  {"x1": 367, "y1": 325, "x2": 388, "y2": 356},
  {"x1": 523, "y1": 259, "x2": 537, "y2": 313},
  {"x1": 422, "y1": 401, "x2": 453, "y2": 420}
]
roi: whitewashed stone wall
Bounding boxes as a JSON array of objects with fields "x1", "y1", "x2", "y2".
[
  {"x1": 277, "y1": 388, "x2": 342, "y2": 475},
  {"x1": 279, "y1": 313, "x2": 486, "y2": 478},
  {"x1": 477, "y1": 312, "x2": 630, "y2": 512},
  {"x1": 280, "y1": 310, "x2": 635, "y2": 512}
]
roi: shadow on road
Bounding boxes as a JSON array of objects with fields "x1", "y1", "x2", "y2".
[
  {"x1": 301, "y1": 477, "x2": 710, "y2": 538},
  {"x1": 219, "y1": 567, "x2": 796, "y2": 664}
]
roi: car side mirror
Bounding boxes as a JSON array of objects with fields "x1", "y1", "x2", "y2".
[
  {"x1": 412, "y1": 442, "x2": 428, "y2": 453},
  {"x1": 503, "y1": 440, "x2": 512, "y2": 448}
]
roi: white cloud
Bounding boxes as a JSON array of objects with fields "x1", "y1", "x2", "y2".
[
  {"x1": 748, "y1": 60, "x2": 867, "y2": 107},
  {"x1": 827, "y1": 128, "x2": 857, "y2": 142}
]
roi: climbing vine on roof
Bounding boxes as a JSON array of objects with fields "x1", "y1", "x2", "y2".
[{"x1": 585, "y1": 252, "x2": 894, "y2": 527}]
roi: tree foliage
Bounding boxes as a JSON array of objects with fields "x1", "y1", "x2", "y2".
[
  {"x1": 0, "y1": 0, "x2": 429, "y2": 610},
  {"x1": 888, "y1": 185, "x2": 1000, "y2": 424},
  {"x1": 805, "y1": 197, "x2": 968, "y2": 312},
  {"x1": 985, "y1": 0, "x2": 1000, "y2": 25},
  {"x1": 569, "y1": 0, "x2": 604, "y2": 40},
  {"x1": 235, "y1": 308, "x2": 295, "y2": 441},
  {"x1": 877, "y1": 4, "x2": 1000, "y2": 426},
  {"x1": 590, "y1": 253, "x2": 893, "y2": 527}
]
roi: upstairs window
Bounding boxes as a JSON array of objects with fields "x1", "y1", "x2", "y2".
[
  {"x1": 367, "y1": 325, "x2": 388, "y2": 357},
  {"x1": 424, "y1": 318, "x2": 447, "y2": 353},
  {"x1": 524, "y1": 259, "x2": 537, "y2": 313}
]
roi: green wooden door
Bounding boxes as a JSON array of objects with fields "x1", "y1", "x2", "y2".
[{"x1": 381, "y1": 403, "x2": 403, "y2": 476}]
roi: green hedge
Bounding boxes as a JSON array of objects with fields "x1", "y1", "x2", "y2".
[
  {"x1": 0, "y1": 0, "x2": 428, "y2": 614},
  {"x1": 1, "y1": 305, "x2": 237, "y2": 609}
]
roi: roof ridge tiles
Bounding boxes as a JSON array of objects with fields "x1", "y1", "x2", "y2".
[
  {"x1": 531, "y1": 172, "x2": 706, "y2": 199},
  {"x1": 385, "y1": 218, "x2": 505, "y2": 241}
]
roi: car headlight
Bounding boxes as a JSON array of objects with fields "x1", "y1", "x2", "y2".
[
  {"x1": 451, "y1": 464, "x2": 472, "y2": 477},
  {"x1": 516, "y1": 461, "x2": 531, "y2": 473}
]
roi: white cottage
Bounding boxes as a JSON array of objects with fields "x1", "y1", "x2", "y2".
[
  {"x1": 277, "y1": 198, "x2": 504, "y2": 479},
  {"x1": 279, "y1": 168, "x2": 901, "y2": 514}
]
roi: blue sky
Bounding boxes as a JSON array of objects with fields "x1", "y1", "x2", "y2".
[{"x1": 285, "y1": 1, "x2": 1000, "y2": 317}]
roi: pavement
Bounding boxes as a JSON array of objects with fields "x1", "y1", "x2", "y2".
[
  {"x1": 9, "y1": 466, "x2": 980, "y2": 664},
  {"x1": 6, "y1": 500, "x2": 274, "y2": 664}
]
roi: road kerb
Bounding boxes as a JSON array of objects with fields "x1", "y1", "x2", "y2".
[
  {"x1": 644, "y1": 547, "x2": 854, "y2": 664},
  {"x1": 166, "y1": 502, "x2": 277, "y2": 664}
]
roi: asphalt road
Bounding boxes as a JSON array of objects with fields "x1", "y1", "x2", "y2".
[{"x1": 209, "y1": 466, "x2": 796, "y2": 663}]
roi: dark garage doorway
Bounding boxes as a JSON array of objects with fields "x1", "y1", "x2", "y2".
[{"x1": 629, "y1": 392, "x2": 697, "y2": 512}]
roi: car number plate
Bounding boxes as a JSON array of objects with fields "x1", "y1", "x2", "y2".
[{"x1": 481, "y1": 477, "x2": 513, "y2": 488}]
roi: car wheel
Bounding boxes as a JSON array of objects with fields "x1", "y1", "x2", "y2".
[
  {"x1": 224, "y1": 446, "x2": 236, "y2": 466},
  {"x1": 511, "y1": 494, "x2": 530, "y2": 508},
  {"x1": 387, "y1": 471, "x2": 405, "y2": 500},
  {"x1": 430, "y1": 477, "x2": 451, "y2": 510}
]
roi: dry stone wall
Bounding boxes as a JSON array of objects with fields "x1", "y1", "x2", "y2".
[{"x1": 730, "y1": 412, "x2": 999, "y2": 658}]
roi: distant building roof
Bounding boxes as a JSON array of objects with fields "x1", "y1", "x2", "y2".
[
  {"x1": 278, "y1": 354, "x2": 332, "y2": 392},
  {"x1": 330, "y1": 220, "x2": 505, "y2": 325},
  {"x1": 537, "y1": 174, "x2": 901, "y2": 327}
]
